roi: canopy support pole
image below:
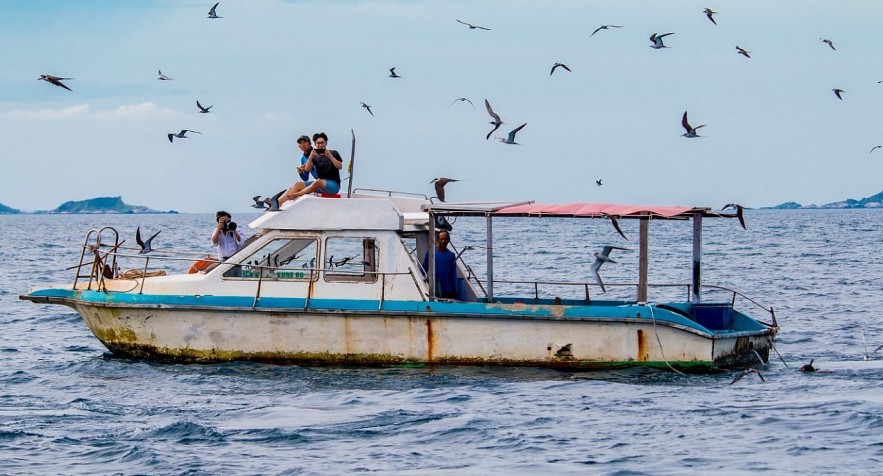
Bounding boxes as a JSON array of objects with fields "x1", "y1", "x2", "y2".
[
  {"x1": 692, "y1": 213, "x2": 702, "y2": 303},
  {"x1": 637, "y1": 217, "x2": 649, "y2": 304},
  {"x1": 428, "y1": 212, "x2": 436, "y2": 300},
  {"x1": 486, "y1": 214, "x2": 494, "y2": 302}
]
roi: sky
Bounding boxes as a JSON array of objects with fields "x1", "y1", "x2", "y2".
[{"x1": 2, "y1": 0, "x2": 882, "y2": 213}]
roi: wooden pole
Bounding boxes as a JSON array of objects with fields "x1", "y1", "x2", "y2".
[
  {"x1": 638, "y1": 217, "x2": 649, "y2": 304},
  {"x1": 692, "y1": 213, "x2": 702, "y2": 303},
  {"x1": 346, "y1": 129, "x2": 355, "y2": 198}
]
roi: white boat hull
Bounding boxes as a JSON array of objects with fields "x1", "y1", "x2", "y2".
[{"x1": 66, "y1": 300, "x2": 771, "y2": 371}]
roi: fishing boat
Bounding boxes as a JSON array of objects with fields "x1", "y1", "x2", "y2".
[{"x1": 20, "y1": 190, "x2": 778, "y2": 371}]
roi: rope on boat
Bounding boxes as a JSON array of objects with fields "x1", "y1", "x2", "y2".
[
  {"x1": 646, "y1": 304, "x2": 686, "y2": 376},
  {"x1": 769, "y1": 337, "x2": 789, "y2": 368}
]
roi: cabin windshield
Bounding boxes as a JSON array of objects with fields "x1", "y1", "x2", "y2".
[{"x1": 223, "y1": 237, "x2": 318, "y2": 280}]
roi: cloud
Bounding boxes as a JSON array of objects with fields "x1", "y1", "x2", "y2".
[{"x1": 5, "y1": 104, "x2": 90, "y2": 120}]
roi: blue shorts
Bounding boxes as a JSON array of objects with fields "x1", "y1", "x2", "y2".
[{"x1": 306, "y1": 179, "x2": 340, "y2": 194}]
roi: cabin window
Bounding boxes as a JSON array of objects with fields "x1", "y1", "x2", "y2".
[
  {"x1": 324, "y1": 237, "x2": 377, "y2": 283},
  {"x1": 223, "y1": 238, "x2": 318, "y2": 281}
]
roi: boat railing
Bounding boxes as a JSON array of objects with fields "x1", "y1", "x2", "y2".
[
  {"x1": 493, "y1": 279, "x2": 777, "y2": 327},
  {"x1": 71, "y1": 244, "x2": 432, "y2": 306},
  {"x1": 352, "y1": 188, "x2": 429, "y2": 199}
]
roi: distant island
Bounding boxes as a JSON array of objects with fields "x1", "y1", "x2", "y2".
[
  {"x1": 763, "y1": 190, "x2": 883, "y2": 209},
  {"x1": 0, "y1": 196, "x2": 177, "y2": 215}
]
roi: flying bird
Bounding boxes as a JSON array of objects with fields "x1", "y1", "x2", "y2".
[
  {"x1": 136, "y1": 227, "x2": 161, "y2": 254},
  {"x1": 860, "y1": 328, "x2": 883, "y2": 361},
  {"x1": 870, "y1": 145, "x2": 882, "y2": 154},
  {"x1": 251, "y1": 196, "x2": 267, "y2": 209},
  {"x1": 38, "y1": 74, "x2": 73, "y2": 91},
  {"x1": 722, "y1": 203, "x2": 747, "y2": 230},
  {"x1": 590, "y1": 25, "x2": 623, "y2": 37},
  {"x1": 456, "y1": 19, "x2": 490, "y2": 30},
  {"x1": 157, "y1": 70, "x2": 173, "y2": 80},
  {"x1": 449, "y1": 97, "x2": 474, "y2": 107},
  {"x1": 388, "y1": 67, "x2": 402, "y2": 78},
  {"x1": 649, "y1": 32, "x2": 674, "y2": 49},
  {"x1": 484, "y1": 99, "x2": 503, "y2": 140},
  {"x1": 550, "y1": 63, "x2": 572, "y2": 76},
  {"x1": 729, "y1": 368, "x2": 765, "y2": 385},
  {"x1": 167, "y1": 129, "x2": 202, "y2": 142},
  {"x1": 596, "y1": 179, "x2": 603, "y2": 186},
  {"x1": 591, "y1": 245, "x2": 629, "y2": 293},
  {"x1": 681, "y1": 111, "x2": 705, "y2": 138},
  {"x1": 431, "y1": 177, "x2": 459, "y2": 202},
  {"x1": 608, "y1": 216, "x2": 627, "y2": 240},
  {"x1": 820, "y1": 38, "x2": 836, "y2": 50},
  {"x1": 735, "y1": 46, "x2": 751, "y2": 58},
  {"x1": 360, "y1": 102, "x2": 374, "y2": 116},
  {"x1": 832, "y1": 88, "x2": 845, "y2": 100},
  {"x1": 196, "y1": 100, "x2": 212, "y2": 113},
  {"x1": 499, "y1": 123, "x2": 527, "y2": 145},
  {"x1": 208, "y1": 2, "x2": 222, "y2": 18},
  {"x1": 704, "y1": 8, "x2": 717, "y2": 25}
]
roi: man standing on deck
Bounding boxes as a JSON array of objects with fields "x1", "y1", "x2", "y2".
[
  {"x1": 278, "y1": 132, "x2": 343, "y2": 205},
  {"x1": 422, "y1": 230, "x2": 459, "y2": 299}
]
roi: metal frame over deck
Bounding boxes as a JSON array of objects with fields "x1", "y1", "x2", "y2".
[{"x1": 422, "y1": 201, "x2": 744, "y2": 304}]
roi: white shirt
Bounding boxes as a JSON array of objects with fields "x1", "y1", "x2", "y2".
[{"x1": 214, "y1": 231, "x2": 241, "y2": 260}]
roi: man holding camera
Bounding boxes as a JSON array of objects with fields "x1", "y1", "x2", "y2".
[
  {"x1": 211, "y1": 211, "x2": 241, "y2": 261},
  {"x1": 278, "y1": 132, "x2": 343, "y2": 205}
]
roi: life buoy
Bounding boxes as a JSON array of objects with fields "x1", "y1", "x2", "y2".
[{"x1": 188, "y1": 255, "x2": 215, "y2": 274}]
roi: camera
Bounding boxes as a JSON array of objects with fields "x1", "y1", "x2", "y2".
[
  {"x1": 227, "y1": 221, "x2": 237, "y2": 231},
  {"x1": 314, "y1": 148, "x2": 326, "y2": 155}
]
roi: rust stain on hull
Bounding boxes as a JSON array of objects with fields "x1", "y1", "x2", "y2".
[
  {"x1": 426, "y1": 318, "x2": 434, "y2": 361},
  {"x1": 637, "y1": 329, "x2": 647, "y2": 362}
]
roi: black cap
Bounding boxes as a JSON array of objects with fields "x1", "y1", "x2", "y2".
[{"x1": 297, "y1": 135, "x2": 311, "y2": 143}]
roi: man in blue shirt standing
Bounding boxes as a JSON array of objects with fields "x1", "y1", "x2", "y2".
[{"x1": 422, "y1": 230, "x2": 459, "y2": 299}]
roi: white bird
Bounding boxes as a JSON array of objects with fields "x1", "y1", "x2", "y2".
[
  {"x1": 157, "y1": 70, "x2": 173, "y2": 80},
  {"x1": 870, "y1": 145, "x2": 882, "y2": 154},
  {"x1": 485, "y1": 99, "x2": 503, "y2": 140},
  {"x1": 861, "y1": 328, "x2": 883, "y2": 361},
  {"x1": 591, "y1": 245, "x2": 628, "y2": 293},
  {"x1": 208, "y1": 2, "x2": 222, "y2": 18},
  {"x1": 136, "y1": 227, "x2": 161, "y2": 254},
  {"x1": 681, "y1": 111, "x2": 705, "y2": 138},
  {"x1": 389, "y1": 67, "x2": 402, "y2": 78},
  {"x1": 590, "y1": 25, "x2": 623, "y2": 37},
  {"x1": 450, "y1": 97, "x2": 474, "y2": 107},
  {"x1": 704, "y1": 8, "x2": 717, "y2": 25},
  {"x1": 167, "y1": 129, "x2": 202, "y2": 142},
  {"x1": 360, "y1": 102, "x2": 374, "y2": 116},
  {"x1": 456, "y1": 19, "x2": 490, "y2": 30},
  {"x1": 251, "y1": 196, "x2": 267, "y2": 209},
  {"x1": 498, "y1": 123, "x2": 527, "y2": 145},
  {"x1": 820, "y1": 38, "x2": 835, "y2": 50},
  {"x1": 649, "y1": 32, "x2": 674, "y2": 49},
  {"x1": 196, "y1": 100, "x2": 212, "y2": 113}
]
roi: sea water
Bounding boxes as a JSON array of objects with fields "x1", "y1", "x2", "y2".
[{"x1": 1, "y1": 210, "x2": 881, "y2": 475}]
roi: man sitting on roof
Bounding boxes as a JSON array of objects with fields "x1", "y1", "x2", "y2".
[{"x1": 278, "y1": 132, "x2": 343, "y2": 205}]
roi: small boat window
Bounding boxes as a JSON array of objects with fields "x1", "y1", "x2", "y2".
[
  {"x1": 324, "y1": 237, "x2": 377, "y2": 283},
  {"x1": 223, "y1": 238, "x2": 318, "y2": 280}
]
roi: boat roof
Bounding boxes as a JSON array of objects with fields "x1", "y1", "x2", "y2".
[
  {"x1": 425, "y1": 201, "x2": 737, "y2": 220},
  {"x1": 247, "y1": 191, "x2": 740, "y2": 233}
]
